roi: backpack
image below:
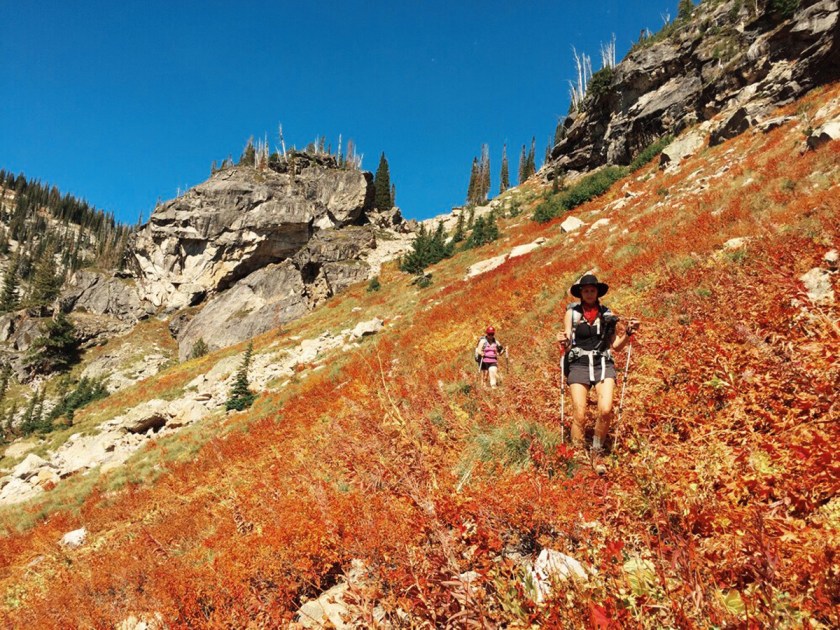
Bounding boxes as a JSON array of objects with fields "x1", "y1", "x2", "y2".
[
  {"x1": 563, "y1": 303, "x2": 618, "y2": 376},
  {"x1": 475, "y1": 336, "x2": 504, "y2": 363}
]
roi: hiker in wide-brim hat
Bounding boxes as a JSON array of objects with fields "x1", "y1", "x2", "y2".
[
  {"x1": 569, "y1": 273, "x2": 609, "y2": 298},
  {"x1": 560, "y1": 273, "x2": 639, "y2": 474}
]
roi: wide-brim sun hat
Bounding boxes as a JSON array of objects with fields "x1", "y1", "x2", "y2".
[{"x1": 570, "y1": 273, "x2": 609, "y2": 298}]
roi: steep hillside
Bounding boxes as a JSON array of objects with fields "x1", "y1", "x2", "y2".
[{"x1": 0, "y1": 76, "x2": 837, "y2": 628}]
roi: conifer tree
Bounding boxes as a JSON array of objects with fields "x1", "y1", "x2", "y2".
[
  {"x1": 239, "y1": 137, "x2": 256, "y2": 167},
  {"x1": 373, "y1": 153, "x2": 393, "y2": 210},
  {"x1": 678, "y1": 0, "x2": 694, "y2": 20},
  {"x1": 391, "y1": 183, "x2": 396, "y2": 207},
  {"x1": 499, "y1": 144, "x2": 510, "y2": 194},
  {"x1": 452, "y1": 212, "x2": 466, "y2": 244},
  {"x1": 23, "y1": 313, "x2": 78, "y2": 375},
  {"x1": 28, "y1": 242, "x2": 60, "y2": 307},
  {"x1": 518, "y1": 145, "x2": 528, "y2": 184},
  {"x1": 466, "y1": 158, "x2": 479, "y2": 205},
  {"x1": 526, "y1": 137, "x2": 537, "y2": 178},
  {"x1": 0, "y1": 362, "x2": 11, "y2": 402},
  {"x1": 5, "y1": 403, "x2": 18, "y2": 439},
  {"x1": 0, "y1": 255, "x2": 20, "y2": 313},
  {"x1": 479, "y1": 144, "x2": 491, "y2": 202},
  {"x1": 226, "y1": 341, "x2": 256, "y2": 411}
]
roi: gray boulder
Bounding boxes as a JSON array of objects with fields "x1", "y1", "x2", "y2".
[
  {"x1": 60, "y1": 271, "x2": 149, "y2": 322},
  {"x1": 177, "y1": 260, "x2": 309, "y2": 360},
  {"x1": 128, "y1": 157, "x2": 374, "y2": 311}
]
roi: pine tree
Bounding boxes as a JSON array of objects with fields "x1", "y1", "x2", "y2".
[
  {"x1": 5, "y1": 402, "x2": 18, "y2": 439},
  {"x1": 466, "y1": 158, "x2": 479, "y2": 205},
  {"x1": 526, "y1": 137, "x2": 537, "y2": 178},
  {"x1": 226, "y1": 341, "x2": 256, "y2": 411},
  {"x1": 28, "y1": 241, "x2": 60, "y2": 307},
  {"x1": 452, "y1": 212, "x2": 466, "y2": 243},
  {"x1": 390, "y1": 183, "x2": 396, "y2": 207},
  {"x1": 373, "y1": 153, "x2": 393, "y2": 210},
  {"x1": 499, "y1": 144, "x2": 510, "y2": 194},
  {"x1": 23, "y1": 313, "x2": 79, "y2": 375},
  {"x1": 239, "y1": 137, "x2": 256, "y2": 167},
  {"x1": 479, "y1": 144, "x2": 491, "y2": 203},
  {"x1": 678, "y1": 0, "x2": 694, "y2": 20},
  {"x1": 190, "y1": 338, "x2": 209, "y2": 359},
  {"x1": 0, "y1": 255, "x2": 20, "y2": 313},
  {"x1": 0, "y1": 362, "x2": 12, "y2": 402},
  {"x1": 518, "y1": 145, "x2": 528, "y2": 184}
]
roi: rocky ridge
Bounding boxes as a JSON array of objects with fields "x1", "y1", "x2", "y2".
[
  {"x1": 548, "y1": 0, "x2": 840, "y2": 175},
  {"x1": 64, "y1": 153, "x2": 413, "y2": 358}
]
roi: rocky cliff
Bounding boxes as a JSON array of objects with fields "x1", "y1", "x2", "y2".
[
  {"x1": 549, "y1": 0, "x2": 839, "y2": 174},
  {"x1": 55, "y1": 152, "x2": 413, "y2": 359}
]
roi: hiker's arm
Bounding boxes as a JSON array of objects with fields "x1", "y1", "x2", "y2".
[
  {"x1": 612, "y1": 318, "x2": 639, "y2": 351},
  {"x1": 475, "y1": 338, "x2": 485, "y2": 358},
  {"x1": 560, "y1": 310, "x2": 573, "y2": 348}
]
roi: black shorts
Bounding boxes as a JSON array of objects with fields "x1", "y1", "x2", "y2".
[
  {"x1": 566, "y1": 358, "x2": 616, "y2": 385},
  {"x1": 479, "y1": 362, "x2": 498, "y2": 371}
]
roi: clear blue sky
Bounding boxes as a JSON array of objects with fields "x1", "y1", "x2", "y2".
[{"x1": 2, "y1": 1, "x2": 683, "y2": 223}]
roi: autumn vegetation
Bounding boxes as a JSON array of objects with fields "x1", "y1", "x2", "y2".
[{"x1": 0, "y1": 84, "x2": 837, "y2": 628}]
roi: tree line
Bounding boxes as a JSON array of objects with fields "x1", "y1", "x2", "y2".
[{"x1": 0, "y1": 170, "x2": 133, "y2": 313}]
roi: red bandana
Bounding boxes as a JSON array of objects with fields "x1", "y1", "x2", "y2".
[{"x1": 582, "y1": 303, "x2": 600, "y2": 325}]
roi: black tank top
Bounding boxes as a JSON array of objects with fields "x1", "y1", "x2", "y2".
[{"x1": 572, "y1": 304, "x2": 611, "y2": 352}]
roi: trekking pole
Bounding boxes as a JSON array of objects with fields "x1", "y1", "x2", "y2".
[
  {"x1": 560, "y1": 361, "x2": 566, "y2": 444},
  {"x1": 613, "y1": 340, "x2": 633, "y2": 451}
]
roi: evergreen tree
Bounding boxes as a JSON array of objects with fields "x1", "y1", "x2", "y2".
[
  {"x1": 190, "y1": 338, "x2": 209, "y2": 359},
  {"x1": 391, "y1": 183, "x2": 396, "y2": 207},
  {"x1": 465, "y1": 214, "x2": 500, "y2": 249},
  {"x1": 678, "y1": 0, "x2": 694, "y2": 20},
  {"x1": 499, "y1": 144, "x2": 510, "y2": 194},
  {"x1": 373, "y1": 153, "x2": 393, "y2": 210},
  {"x1": 23, "y1": 313, "x2": 79, "y2": 375},
  {"x1": 20, "y1": 388, "x2": 50, "y2": 435},
  {"x1": 480, "y1": 144, "x2": 491, "y2": 202},
  {"x1": 239, "y1": 137, "x2": 256, "y2": 167},
  {"x1": 466, "y1": 158, "x2": 479, "y2": 205},
  {"x1": 526, "y1": 137, "x2": 537, "y2": 178},
  {"x1": 226, "y1": 341, "x2": 256, "y2": 411},
  {"x1": 0, "y1": 362, "x2": 12, "y2": 402},
  {"x1": 0, "y1": 255, "x2": 20, "y2": 313},
  {"x1": 452, "y1": 212, "x2": 466, "y2": 244},
  {"x1": 28, "y1": 241, "x2": 60, "y2": 307},
  {"x1": 5, "y1": 403, "x2": 18, "y2": 439},
  {"x1": 518, "y1": 144, "x2": 528, "y2": 184}
]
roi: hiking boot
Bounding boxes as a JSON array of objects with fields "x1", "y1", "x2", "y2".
[{"x1": 591, "y1": 449, "x2": 607, "y2": 476}]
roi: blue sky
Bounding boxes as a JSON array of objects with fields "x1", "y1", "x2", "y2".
[{"x1": 2, "y1": 1, "x2": 683, "y2": 223}]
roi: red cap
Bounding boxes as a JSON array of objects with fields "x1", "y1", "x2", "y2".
[{"x1": 486, "y1": 326, "x2": 495, "y2": 335}]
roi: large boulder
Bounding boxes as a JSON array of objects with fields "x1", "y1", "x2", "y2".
[
  {"x1": 60, "y1": 271, "x2": 150, "y2": 322},
  {"x1": 128, "y1": 157, "x2": 374, "y2": 310},
  {"x1": 176, "y1": 227, "x2": 375, "y2": 359},
  {"x1": 176, "y1": 260, "x2": 309, "y2": 360}
]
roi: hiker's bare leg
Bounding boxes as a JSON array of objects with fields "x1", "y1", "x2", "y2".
[
  {"x1": 488, "y1": 365, "x2": 498, "y2": 388},
  {"x1": 594, "y1": 379, "x2": 616, "y2": 447},
  {"x1": 569, "y1": 383, "x2": 590, "y2": 446}
]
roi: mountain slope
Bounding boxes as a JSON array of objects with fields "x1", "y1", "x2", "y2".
[{"x1": 0, "y1": 80, "x2": 837, "y2": 627}]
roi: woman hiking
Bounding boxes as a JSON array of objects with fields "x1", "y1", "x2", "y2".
[
  {"x1": 475, "y1": 326, "x2": 505, "y2": 388},
  {"x1": 560, "y1": 274, "x2": 639, "y2": 474}
]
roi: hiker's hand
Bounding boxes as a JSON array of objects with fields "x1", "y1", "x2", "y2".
[{"x1": 624, "y1": 319, "x2": 640, "y2": 336}]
